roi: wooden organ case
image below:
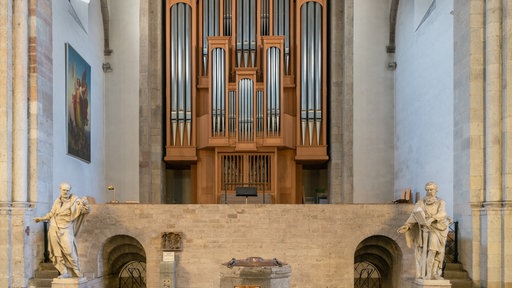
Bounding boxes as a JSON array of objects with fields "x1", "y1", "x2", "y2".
[{"x1": 164, "y1": 0, "x2": 328, "y2": 203}]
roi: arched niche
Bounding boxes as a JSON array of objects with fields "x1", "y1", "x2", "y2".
[
  {"x1": 354, "y1": 235, "x2": 402, "y2": 288},
  {"x1": 101, "y1": 234, "x2": 146, "y2": 288}
]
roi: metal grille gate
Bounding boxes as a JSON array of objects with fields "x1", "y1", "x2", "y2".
[
  {"x1": 118, "y1": 261, "x2": 146, "y2": 288},
  {"x1": 354, "y1": 261, "x2": 381, "y2": 288}
]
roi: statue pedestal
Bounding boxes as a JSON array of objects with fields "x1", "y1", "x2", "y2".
[
  {"x1": 51, "y1": 277, "x2": 87, "y2": 288},
  {"x1": 413, "y1": 279, "x2": 451, "y2": 288}
]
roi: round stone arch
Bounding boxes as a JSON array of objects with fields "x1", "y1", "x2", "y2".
[
  {"x1": 354, "y1": 235, "x2": 402, "y2": 288},
  {"x1": 100, "y1": 234, "x2": 146, "y2": 288}
]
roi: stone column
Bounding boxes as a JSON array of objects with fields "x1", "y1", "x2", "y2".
[
  {"x1": 139, "y1": 0, "x2": 165, "y2": 203},
  {"x1": 504, "y1": 203, "x2": 512, "y2": 285},
  {"x1": 328, "y1": 0, "x2": 343, "y2": 203},
  {"x1": 502, "y1": 4, "x2": 512, "y2": 283},
  {"x1": 329, "y1": 0, "x2": 353, "y2": 203},
  {"x1": 12, "y1": 1, "x2": 31, "y2": 286},
  {"x1": 0, "y1": 0, "x2": 12, "y2": 206},
  {"x1": 12, "y1": 0, "x2": 28, "y2": 206},
  {"x1": 504, "y1": 0, "x2": 512, "y2": 205},
  {"x1": 468, "y1": 205, "x2": 481, "y2": 286},
  {"x1": 11, "y1": 207, "x2": 31, "y2": 288},
  {"x1": 0, "y1": 0, "x2": 13, "y2": 287},
  {"x1": 483, "y1": 0, "x2": 504, "y2": 286},
  {"x1": 484, "y1": 0, "x2": 502, "y2": 204}
]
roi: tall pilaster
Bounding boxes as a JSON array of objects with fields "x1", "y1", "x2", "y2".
[
  {"x1": 504, "y1": 202, "x2": 512, "y2": 285},
  {"x1": 12, "y1": 0, "x2": 29, "y2": 206},
  {"x1": 484, "y1": 0, "x2": 502, "y2": 204},
  {"x1": 0, "y1": 0, "x2": 13, "y2": 286},
  {"x1": 483, "y1": 0, "x2": 504, "y2": 286},
  {"x1": 140, "y1": 0, "x2": 164, "y2": 203},
  {"x1": 328, "y1": 0, "x2": 343, "y2": 203},
  {"x1": 0, "y1": 0, "x2": 13, "y2": 206},
  {"x1": 504, "y1": 0, "x2": 512, "y2": 205},
  {"x1": 504, "y1": 0, "x2": 512, "y2": 283},
  {"x1": 10, "y1": 207, "x2": 31, "y2": 288},
  {"x1": 11, "y1": 1, "x2": 31, "y2": 286},
  {"x1": 329, "y1": 0, "x2": 353, "y2": 203}
]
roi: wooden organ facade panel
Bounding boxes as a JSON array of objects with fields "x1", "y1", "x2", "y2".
[{"x1": 165, "y1": 0, "x2": 328, "y2": 203}]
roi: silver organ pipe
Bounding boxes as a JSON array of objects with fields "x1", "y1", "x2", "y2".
[
  {"x1": 314, "y1": 4, "x2": 322, "y2": 145},
  {"x1": 203, "y1": 0, "x2": 208, "y2": 75},
  {"x1": 267, "y1": 48, "x2": 272, "y2": 135},
  {"x1": 243, "y1": 0, "x2": 249, "y2": 67},
  {"x1": 300, "y1": 3, "x2": 307, "y2": 145},
  {"x1": 266, "y1": 47, "x2": 281, "y2": 136},
  {"x1": 224, "y1": 0, "x2": 232, "y2": 36},
  {"x1": 220, "y1": 49, "x2": 224, "y2": 135},
  {"x1": 171, "y1": 5, "x2": 178, "y2": 145},
  {"x1": 261, "y1": 0, "x2": 269, "y2": 36},
  {"x1": 203, "y1": 0, "x2": 220, "y2": 75},
  {"x1": 237, "y1": 0, "x2": 242, "y2": 66},
  {"x1": 307, "y1": 3, "x2": 314, "y2": 146},
  {"x1": 185, "y1": 5, "x2": 192, "y2": 145},
  {"x1": 212, "y1": 48, "x2": 226, "y2": 136},
  {"x1": 237, "y1": 0, "x2": 256, "y2": 67},
  {"x1": 212, "y1": 49, "x2": 216, "y2": 134},
  {"x1": 229, "y1": 91, "x2": 236, "y2": 136},
  {"x1": 238, "y1": 79, "x2": 254, "y2": 141},
  {"x1": 275, "y1": 48, "x2": 281, "y2": 135},
  {"x1": 170, "y1": 3, "x2": 192, "y2": 146},
  {"x1": 300, "y1": 2, "x2": 322, "y2": 146},
  {"x1": 273, "y1": 0, "x2": 290, "y2": 74},
  {"x1": 256, "y1": 91, "x2": 264, "y2": 136},
  {"x1": 250, "y1": 0, "x2": 256, "y2": 67},
  {"x1": 178, "y1": 4, "x2": 184, "y2": 145}
]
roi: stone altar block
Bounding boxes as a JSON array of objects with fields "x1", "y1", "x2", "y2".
[
  {"x1": 51, "y1": 277, "x2": 88, "y2": 288},
  {"x1": 220, "y1": 257, "x2": 291, "y2": 288},
  {"x1": 413, "y1": 278, "x2": 451, "y2": 288}
]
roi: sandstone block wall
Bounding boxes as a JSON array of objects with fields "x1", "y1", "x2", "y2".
[{"x1": 78, "y1": 204, "x2": 415, "y2": 287}]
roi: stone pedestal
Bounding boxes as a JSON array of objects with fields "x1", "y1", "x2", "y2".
[
  {"x1": 412, "y1": 278, "x2": 451, "y2": 288},
  {"x1": 51, "y1": 277, "x2": 87, "y2": 288},
  {"x1": 220, "y1": 265, "x2": 291, "y2": 288}
]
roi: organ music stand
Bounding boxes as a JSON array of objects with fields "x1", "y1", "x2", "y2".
[{"x1": 236, "y1": 187, "x2": 258, "y2": 204}]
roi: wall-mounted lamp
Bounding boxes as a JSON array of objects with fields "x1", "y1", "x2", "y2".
[
  {"x1": 107, "y1": 185, "x2": 118, "y2": 203},
  {"x1": 387, "y1": 62, "x2": 397, "y2": 71},
  {"x1": 102, "y1": 62, "x2": 113, "y2": 72}
]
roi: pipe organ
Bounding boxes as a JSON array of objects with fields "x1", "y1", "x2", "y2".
[{"x1": 165, "y1": 0, "x2": 328, "y2": 204}]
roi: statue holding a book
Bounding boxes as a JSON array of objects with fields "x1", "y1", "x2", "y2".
[{"x1": 398, "y1": 181, "x2": 451, "y2": 281}]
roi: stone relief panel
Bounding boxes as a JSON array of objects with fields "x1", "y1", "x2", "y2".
[{"x1": 161, "y1": 232, "x2": 183, "y2": 251}]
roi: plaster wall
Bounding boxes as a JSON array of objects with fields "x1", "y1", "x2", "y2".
[
  {"x1": 104, "y1": 0, "x2": 140, "y2": 202},
  {"x1": 452, "y1": 0, "x2": 475, "y2": 279},
  {"x1": 394, "y1": 0, "x2": 454, "y2": 216},
  {"x1": 78, "y1": 204, "x2": 416, "y2": 288},
  {"x1": 52, "y1": 0, "x2": 106, "y2": 202},
  {"x1": 353, "y1": 0, "x2": 395, "y2": 203}
]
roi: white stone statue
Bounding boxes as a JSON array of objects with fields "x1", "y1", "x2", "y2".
[
  {"x1": 398, "y1": 181, "x2": 450, "y2": 280},
  {"x1": 34, "y1": 182, "x2": 90, "y2": 278}
]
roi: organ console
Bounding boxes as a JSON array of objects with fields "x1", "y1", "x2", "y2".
[{"x1": 165, "y1": 0, "x2": 328, "y2": 203}]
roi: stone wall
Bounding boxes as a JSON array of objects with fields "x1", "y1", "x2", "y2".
[{"x1": 78, "y1": 204, "x2": 415, "y2": 288}]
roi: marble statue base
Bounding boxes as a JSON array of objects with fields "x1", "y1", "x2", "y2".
[
  {"x1": 51, "y1": 277, "x2": 87, "y2": 288},
  {"x1": 413, "y1": 278, "x2": 451, "y2": 288}
]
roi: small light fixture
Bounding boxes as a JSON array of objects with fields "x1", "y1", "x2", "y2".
[
  {"x1": 107, "y1": 185, "x2": 118, "y2": 203},
  {"x1": 387, "y1": 61, "x2": 397, "y2": 71},
  {"x1": 102, "y1": 62, "x2": 113, "y2": 72}
]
